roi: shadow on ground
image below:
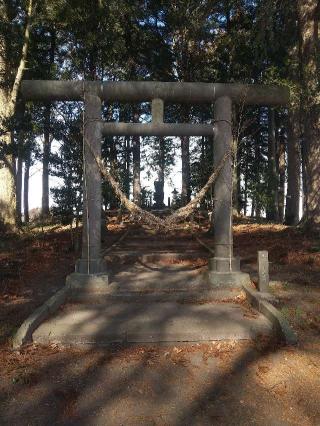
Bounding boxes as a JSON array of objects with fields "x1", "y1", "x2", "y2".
[
  {"x1": 1, "y1": 223, "x2": 320, "y2": 425},
  {"x1": 1, "y1": 332, "x2": 319, "y2": 425}
]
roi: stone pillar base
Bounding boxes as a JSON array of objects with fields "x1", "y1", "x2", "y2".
[
  {"x1": 66, "y1": 272, "x2": 109, "y2": 295},
  {"x1": 75, "y1": 258, "x2": 107, "y2": 274},
  {"x1": 208, "y1": 271, "x2": 251, "y2": 287},
  {"x1": 208, "y1": 256, "x2": 250, "y2": 288},
  {"x1": 208, "y1": 257, "x2": 240, "y2": 272}
]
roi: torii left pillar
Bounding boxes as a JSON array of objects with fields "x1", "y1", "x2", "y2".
[
  {"x1": 75, "y1": 87, "x2": 107, "y2": 275},
  {"x1": 208, "y1": 96, "x2": 250, "y2": 287}
]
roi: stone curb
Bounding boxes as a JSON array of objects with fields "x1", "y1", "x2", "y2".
[
  {"x1": 12, "y1": 286, "x2": 71, "y2": 349},
  {"x1": 243, "y1": 282, "x2": 298, "y2": 345}
]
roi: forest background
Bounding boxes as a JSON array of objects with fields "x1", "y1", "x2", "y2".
[{"x1": 1, "y1": 0, "x2": 319, "y2": 230}]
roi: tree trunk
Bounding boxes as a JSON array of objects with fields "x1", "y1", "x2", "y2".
[
  {"x1": 303, "y1": 118, "x2": 320, "y2": 227},
  {"x1": 278, "y1": 127, "x2": 286, "y2": 223},
  {"x1": 41, "y1": 29, "x2": 55, "y2": 218},
  {"x1": 251, "y1": 199, "x2": 255, "y2": 218},
  {"x1": 16, "y1": 101, "x2": 26, "y2": 225},
  {"x1": 0, "y1": 0, "x2": 32, "y2": 227},
  {"x1": 0, "y1": 133, "x2": 16, "y2": 226},
  {"x1": 232, "y1": 137, "x2": 241, "y2": 215},
  {"x1": 16, "y1": 145, "x2": 23, "y2": 226},
  {"x1": 124, "y1": 136, "x2": 130, "y2": 198},
  {"x1": 109, "y1": 137, "x2": 119, "y2": 210},
  {"x1": 254, "y1": 126, "x2": 262, "y2": 219},
  {"x1": 24, "y1": 150, "x2": 30, "y2": 223},
  {"x1": 301, "y1": 135, "x2": 308, "y2": 218},
  {"x1": 132, "y1": 111, "x2": 141, "y2": 205},
  {"x1": 157, "y1": 137, "x2": 165, "y2": 207},
  {"x1": 267, "y1": 108, "x2": 279, "y2": 221},
  {"x1": 285, "y1": 110, "x2": 301, "y2": 225},
  {"x1": 244, "y1": 171, "x2": 248, "y2": 216},
  {"x1": 298, "y1": 0, "x2": 320, "y2": 228},
  {"x1": 42, "y1": 104, "x2": 51, "y2": 217},
  {"x1": 181, "y1": 136, "x2": 190, "y2": 206},
  {"x1": 200, "y1": 136, "x2": 206, "y2": 209},
  {"x1": 109, "y1": 137, "x2": 118, "y2": 209}
]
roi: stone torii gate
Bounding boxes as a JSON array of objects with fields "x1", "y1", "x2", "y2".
[{"x1": 21, "y1": 81, "x2": 289, "y2": 288}]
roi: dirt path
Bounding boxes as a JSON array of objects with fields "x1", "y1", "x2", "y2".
[
  {"x1": 0, "y1": 222, "x2": 319, "y2": 425},
  {"x1": 1, "y1": 339, "x2": 319, "y2": 425}
]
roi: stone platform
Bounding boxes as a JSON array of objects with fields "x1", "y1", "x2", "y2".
[
  {"x1": 14, "y1": 230, "x2": 297, "y2": 348},
  {"x1": 35, "y1": 236, "x2": 271, "y2": 346},
  {"x1": 33, "y1": 301, "x2": 272, "y2": 346}
]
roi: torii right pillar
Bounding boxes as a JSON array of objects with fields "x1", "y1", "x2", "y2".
[{"x1": 208, "y1": 96, "x2": 250, "y2": 287}]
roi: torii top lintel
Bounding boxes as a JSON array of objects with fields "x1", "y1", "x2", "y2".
[{"x1": 20, "y1": 80, "x2": 289, "y2": 106}]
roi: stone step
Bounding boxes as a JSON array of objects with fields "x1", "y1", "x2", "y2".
[
  {"x1": 71, "y1": 289, "x2": 243, "y2": 303},
  {"x1": 68, "y1": 268, "x2": 244, "y2": 302},
  {"x1": 105, "y1": 250, "x2": 209, "y2": 263},
  {"x1": 117, "y1": 244, "x2": 203, "y2": 249},
  {"x1": 33, "y1": 301, "x2": 272, "y2": 346}
]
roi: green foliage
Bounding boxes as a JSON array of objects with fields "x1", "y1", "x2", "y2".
[{"x1": 50, "y1": 105, "x2": 83, "y2": 224}]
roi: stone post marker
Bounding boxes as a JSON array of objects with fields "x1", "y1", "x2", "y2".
[{"x1": 258, "y1": 250, "x2": 269, "y2": 292}]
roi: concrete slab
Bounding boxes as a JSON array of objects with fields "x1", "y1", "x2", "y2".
[
  {"x1": 33, "y1": 302, "x2": 272, "y2": 346},
  {"x1": 109, "y1": 267, "x2": 206, "y2": 292}
]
